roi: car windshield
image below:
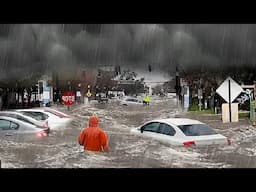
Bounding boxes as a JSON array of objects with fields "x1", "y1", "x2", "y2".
[
  {"x1": 20, "y1": 111, "x2": 49, "y2": 121},
  {"x1": 178, "y1": 124, "x2": 217, "y2": 136}
]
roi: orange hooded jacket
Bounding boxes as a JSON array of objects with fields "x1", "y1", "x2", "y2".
[{"x1": 78, "y1": 116, "x2": 108, "y2": 152}]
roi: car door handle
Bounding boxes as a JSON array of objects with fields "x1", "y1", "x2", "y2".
[{"x1": 5, "y1": 133, "x2": 13, "y2": 136}]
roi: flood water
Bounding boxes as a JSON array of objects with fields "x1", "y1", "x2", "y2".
[{"x1": 1, "y1": 97, "x2": 256, "y2": 168}]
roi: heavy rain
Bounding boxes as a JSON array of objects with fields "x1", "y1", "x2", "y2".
[{"x1": 1, "y1": 24, "x2": 256, "y2": 168}]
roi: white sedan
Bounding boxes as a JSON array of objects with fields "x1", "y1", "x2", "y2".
[
  {"x1": 130, "y1": 118, "x2": 231, "y2": 146},
  {"x1": 0, "y1": 116, "x2": 49, "y2": 138},
  {"x1": 0, "y1": 111, "x2": 49, "y2": 129},
  {"x1": 16, "y1": 108, "x2": 73, "y2": 130},
  {"x1": 120, "y1": 97, "x2": 143, "y2": 106}
]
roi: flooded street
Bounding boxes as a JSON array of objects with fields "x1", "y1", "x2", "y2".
[
  {"x1": 2, "y1": 23, "x2": 256, "y2": 171},
  {"x1": 1, "y1": 97, "x2": 256, "y2": 168}
]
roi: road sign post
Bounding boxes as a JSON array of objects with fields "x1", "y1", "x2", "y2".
[
  {"x1": 216, "y1": 77, "x2": 243, "y2": 123},
  {"x1": 198, "y1": 88, "x2": 203, "y2": 111},
  {"x1": 199, "y1": 99, "x2": 202, "y2": 111},
  {"x1": 228, "y1": 79, "x2": 231, "y2": 122},
  {"x1": 62, "y1": 91, "x2": 75, "y2": 111}
]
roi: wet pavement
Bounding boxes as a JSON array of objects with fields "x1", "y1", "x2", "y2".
[{"x1": 1, "y1": 97, "x2": 256, "y2": 168}]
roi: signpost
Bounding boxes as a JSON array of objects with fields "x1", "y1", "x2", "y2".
[
  {"x1": 62, "y1": 91, "x2": 75, "y2": 110},
  {"x1": 216, "y1": 77, "x2": 243, "y2": 123},
  {"x1": 240, "y1": 85, "x2": 255, "y2": 125},
  {"x1": 198, "y1": 88, "x2": 203, "y2": 111},
  {"x1": 84, "y1": 85, "x2": 92, "y2": 105},
  {"x1": 183, "y1": 85, "x2": 189, "y2": 111},
  {"x1": 228, "y1": 79, "x2": 231, "y2": 122},
  {"x1": 76, "y1": 91, "x2": 81, "y2": 103}
]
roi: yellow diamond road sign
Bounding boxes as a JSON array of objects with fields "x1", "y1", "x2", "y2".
[
  {"x1": 86, "y1": 91, "x2": 92, "y2": 97},
  {"x1": 216, "y1": 77, "x2": 243, "y2": 103}
]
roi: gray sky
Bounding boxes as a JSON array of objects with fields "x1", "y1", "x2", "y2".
[{"x1": 0, "y1": 24, "x2": 255, "y2": 80}]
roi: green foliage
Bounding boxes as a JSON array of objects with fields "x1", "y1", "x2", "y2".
[
  {"x1": 188, "y1": 97, "x2": 199, "y2": 111},
  {"x1": 239, "y1": 112, "x2": 250, "y2": 119},
  {"x1": 188, "y1": 109, "x2": 215, "y2": 114}
]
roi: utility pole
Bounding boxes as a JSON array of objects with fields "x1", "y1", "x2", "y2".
[
  {"x1": 175, "y1": 65, "x2": 181, "y2": 109},
  {"x1": 67, "y1": 81, "x2": 71, "y2": 111},
  {"x1": 198, "y1": 78, "x2": 203, "y2": 111}
]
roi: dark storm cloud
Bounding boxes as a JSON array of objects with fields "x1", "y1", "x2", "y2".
[
  {"x1": 1, "y1": 24, "x2": 256, "y2": 81},
  {"x1": 171, "y1": 24, "x2": 256, "y2": 70}
]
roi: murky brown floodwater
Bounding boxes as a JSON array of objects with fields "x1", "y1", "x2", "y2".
[{"x1": 1, "y1": 97, "x2": 256, "y2": 168}]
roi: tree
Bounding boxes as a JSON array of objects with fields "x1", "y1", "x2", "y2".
[{"x1": 0, "y1": 72, "x2": 42, "y2": 109}]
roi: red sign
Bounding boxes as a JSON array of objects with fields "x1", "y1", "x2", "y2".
[{"x1": 62, "y1": 91, "x2": 75, "y2": 106}]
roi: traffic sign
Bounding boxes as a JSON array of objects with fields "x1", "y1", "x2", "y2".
[
  {"x1": 86, "y1": 90, "x2": 92, "y2": 97},
  {"x1": 62, "y1": 91, "x2": 75, "y2": 106},
  {"x1": 216, "y1": 77, "x2": 243, "y2": 103}
]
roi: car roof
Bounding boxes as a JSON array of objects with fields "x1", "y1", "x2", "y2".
[
  {"x1": 0, "y1": 111, "x2": 39, "y2": 120},
  {"x1": 17, "y1": 109, "x2": 61, "y2": 117},
  {"x1": 0, "y1": 111, "x2": 21, "y2": 114},
  {"x1": 0, "y1": 116, "x2": 35, "y2": 126},
  {"x1": 152, "y1": 118, "x2": 204, "y2": 126},
  {"x1": 17, "y1": 109, "x2": 45, "y2": 112},
  {"x1": 33, "y1": 107, "x2": 54, "y2": 111},
  {"x1": 35, "y1": 107, "x2": 69, "y2": 114}
]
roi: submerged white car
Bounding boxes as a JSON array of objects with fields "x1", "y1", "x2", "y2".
[
  {"x1": 0, "y1": 111, "x2": 49, "y2": 129},
  {"x1": 120, "y1": 97, "x2": 143, "y2": 106},
  {"x1": 0, "y1": 116, "x2": 49, "y2": 138},
  {"x1": 131, "y1": 118, "x2": 231, "y2": 146},
  {"x1": 16, "y1": 108, "x2": 73, "y2": 130}
]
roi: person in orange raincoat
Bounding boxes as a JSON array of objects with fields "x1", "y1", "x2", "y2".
[{"x1": 78, "y1": 116, "x2": 108, "y2": 152}]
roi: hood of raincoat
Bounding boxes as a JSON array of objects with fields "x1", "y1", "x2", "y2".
[{"x1": 89, "y1": 116, "x2": 98, "y2": 127}]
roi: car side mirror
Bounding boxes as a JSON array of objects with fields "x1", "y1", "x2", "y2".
[
  {"x1": 10, "y1": 123, "x2": 18, "y2": 130},
  {"x1": 140, "y1": 128, "x2": 143, "y2": 133}
]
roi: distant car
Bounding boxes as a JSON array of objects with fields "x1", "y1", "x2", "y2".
[
  {"x1": 108, "y1": 91, "x2": 125, "y2": 99},
  {"x1": 120, "y1": 97, "x2": 143, "y2": 106},
  {"x1": 16, "y1": 108, "x2": 73, "y2": 130},
  {"x1": 130, "y1": 118, "x2": 231, "y2": 146},
  {"x1": 0, "y1": 111, "x2": 49, "y2": 130},
  {"x1": 96, "y1": 92, "x2": 108, "y2": 103},
  {"x1": 0, "y1": 116, "x2": 49, "y2": 138}
]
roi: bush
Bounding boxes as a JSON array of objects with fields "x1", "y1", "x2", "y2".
[
  {"x1": 239, "y1": 112, "x2": 250, "y2": 119},
  {"x1": 189, "y1": 109, "x2": 215, "y2": 114},
  {"x1": 189, "y1": 97, "x2": 199, "y2": 111}
]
